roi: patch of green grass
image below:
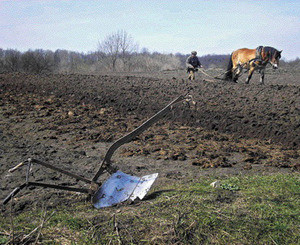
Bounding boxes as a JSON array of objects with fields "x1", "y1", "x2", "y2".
[
  {"x1": 1, "y1": 173, "x2": 299, "y2": 244},
  {"x1": 220, "y1": 183, "x2": 240, "y2": 191},
  {"x1": 0, "y1": 236, "x2": 9, "y2": 244},
  {"x1": 48, "y1": 211, "x2": 89, "y2": 230}
]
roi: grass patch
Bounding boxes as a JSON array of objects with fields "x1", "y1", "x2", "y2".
[{"x1": 1, "y1": 173, "x2": 299, "y2": 244}]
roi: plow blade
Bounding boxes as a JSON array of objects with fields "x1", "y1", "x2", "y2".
[{"x1": 92, "y1": 171, "x2": 158, "y2": 208}]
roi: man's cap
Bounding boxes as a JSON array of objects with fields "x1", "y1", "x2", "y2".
[{"x1": 191, "y1": 51, "x2": 197, "y2": 55}]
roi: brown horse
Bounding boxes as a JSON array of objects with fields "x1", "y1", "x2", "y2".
[{"x1": 224, "y1": 46, "x2": 282, "y2": 84}]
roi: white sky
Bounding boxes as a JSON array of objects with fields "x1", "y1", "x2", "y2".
[{"x1": 1, "y1": 0, "x2": 299, "y2": 60}]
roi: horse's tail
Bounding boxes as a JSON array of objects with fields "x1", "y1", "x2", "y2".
[{"x1": 223, "y1": 53, "x2": 233, "y2": 80}]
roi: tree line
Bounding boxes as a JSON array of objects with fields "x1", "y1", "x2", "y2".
[
  {"x1": 0, "y1": 48, "x2": 184, "y2": 74},
  {"x1": 0, "y1": 30, "x2": 298, "y2": 74}
]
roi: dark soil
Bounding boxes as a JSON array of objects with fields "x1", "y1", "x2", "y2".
[{"x1": 0, "y1": 70, "x2": 299, "y2": 212}]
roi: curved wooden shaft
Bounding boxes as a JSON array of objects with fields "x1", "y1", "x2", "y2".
[{"x1": 92, "y1": 95, "x2": 185, "y2": 182}]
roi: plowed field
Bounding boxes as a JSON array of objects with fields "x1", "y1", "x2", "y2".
[{"x1": 1, "y1": 70, "x2": 299, "y2": 211}]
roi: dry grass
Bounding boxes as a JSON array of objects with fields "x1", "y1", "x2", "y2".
[{"x1": 1, "y1": 173, "x2": 299, "y2": 244}]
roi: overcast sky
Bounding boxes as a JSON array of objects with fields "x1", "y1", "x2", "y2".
[{"x1": 1, "y1": 0, "x2": 299, "y2": 60}]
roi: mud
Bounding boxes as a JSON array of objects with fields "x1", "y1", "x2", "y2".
[{"x1": 0, "y1": 70, "x2": 299, "y2": 212}]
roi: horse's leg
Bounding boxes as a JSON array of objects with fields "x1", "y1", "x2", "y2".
[
  {"x1": 260, "y1": 68, "x2": 265, "y2": 84},
  {"x1": 232, "y1": 64, "x2": 242, "y2": 83},
  {"x1": 232, "y1": 72, "x2": 238, "y2": 83},
  {"x1": 230, "y1": 53, "x2": 239, "y2": 83},
  {"x1": 245, "y1": 66, "x2": 255, "y2": 84}
]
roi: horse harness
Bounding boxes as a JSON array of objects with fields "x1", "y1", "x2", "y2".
[{"x1": 238, "y1": 46, "x2": 271, "y2": 71}]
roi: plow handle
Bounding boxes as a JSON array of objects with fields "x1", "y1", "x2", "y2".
[
  {"x1": 8, "y1": 162, "x2": 26, "y2": 173},
  {"x1": 92, "y1": 95, "x2": 185, "y2": 182},
  {"x1": 3, "y1": 183, "x2": 27, "y2": 205},
  {"x1": 2, "y1": 182, "x2": 90, "y2": 205}
]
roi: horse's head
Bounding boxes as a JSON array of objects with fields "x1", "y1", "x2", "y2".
[
  {"x1": 262, "y1": 47, "x2": 282, "y2": 69},
  {"x1": 270, "y1": 49, "x2": 282, "y2": 69}
]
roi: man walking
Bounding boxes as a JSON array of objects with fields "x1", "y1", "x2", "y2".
[{"x1": 186, "y1": 51, "x2": 203, "y2": 80}]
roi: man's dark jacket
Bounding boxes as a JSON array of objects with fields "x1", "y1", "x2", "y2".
[{"x1": 186, "y1": 55, "x2": 202, "y2": 69}]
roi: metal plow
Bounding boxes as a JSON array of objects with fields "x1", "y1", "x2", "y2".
[{"x1": 3, "y1": 95, "x2": 188, "y2": 209}]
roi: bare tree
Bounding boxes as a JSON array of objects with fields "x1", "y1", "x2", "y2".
[
  {"x1": 98, "y1": 30, "x2": 138, "y2": 71},
  {"x1": 0, "y1": 48, "x2": 4, "y2": 72},
  {"x1": 21, "y1": 49, "x2": 54, "y2": 73},
  {"x1": 119, "y1": 31, "x2": 139, "y2": 71},
  {"x1": 3, "y1": 49, "x2": 21, "y2": 72}
]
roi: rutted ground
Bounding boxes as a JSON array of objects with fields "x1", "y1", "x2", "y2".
[{"x1": 0, "y1": 71, "x2": 299, "y2": 211}]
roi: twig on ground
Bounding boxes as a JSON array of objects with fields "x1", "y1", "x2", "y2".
[
  {"x1": 33, "y1": 205, "x2": 48, "y2": 244},
  {"x1": 9, "y1": 193, "x2": 15, "y2": 245},
  {"x1": 269, "y1": 235, "x2": 279, "y2": 245},
  {"x1": 5, "y1": 197, "x2": 23, "y2": 245},
  {"x1": 21, "y1": 210, "x2": 56, "y2": 244},
  {"x1": 113, "y1": 213, "x2": 122, "y2": 245}
]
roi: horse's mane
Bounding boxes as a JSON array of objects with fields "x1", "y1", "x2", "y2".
[{"x1": 262, "y1": 46, "x2": 281, "y2": 59}]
